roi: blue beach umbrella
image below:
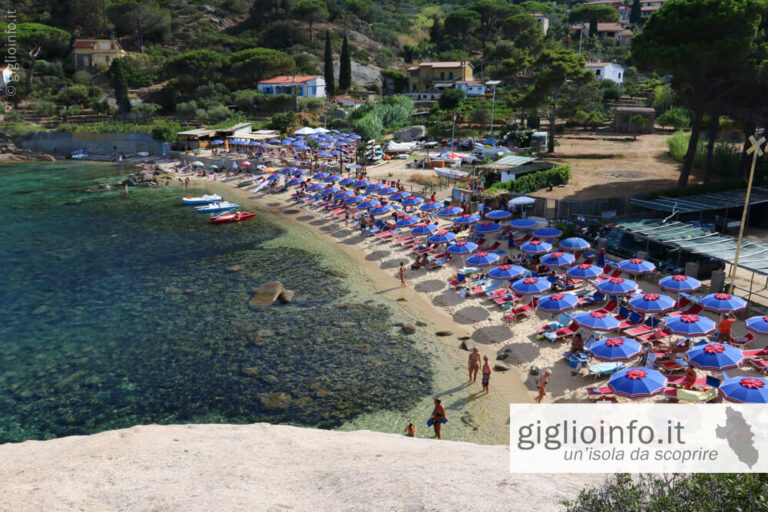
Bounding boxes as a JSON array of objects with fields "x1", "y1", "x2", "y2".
[
  {"x1": 567, "y1": 264, "x2": 603, "y2": 280},
  {"x1": 509, "y1": 218, "x2": 537, "y2": 230},
  {"x1": 719, "y1": 376, "x2": 768, "y2": 403},
  {"x1": 313, "y1": 172, "x2": 329, "y2": 179},
  {"x1": 658, "y1": 274, "x2": 702, "y2": 293},
  {"x1": 339, "y1": 177, "x2": 356, "y2": 186},
  {"x1": 365, "y1": 183, "x2": 385, "y2": 193},
  {"x1": 320, "y1": 187, "x2": 340, "y2": 196},
  {"x1": 560, "y1": 237, "x2": 591, "y2": 251},
  {"x1": 596, "y1": 277, "x2": 638, "y2": 296},
  {"x1": 334, "y1": 190, "x2": 354, "y2": 200},
  {"x1": 447, "y1": 240, "x2": 478, "y2": 255},
  {"x1": 664, "y1": 314, "x2": 716, "y2": 336},
  {"x1": 324, "y1": 175, "x2": 341, "y2": 182},
  {"x1": 628, "y1": 293, "x2": 676, "y2": 314},
  {"x1": 268, "y1": 139, "x2": 280, "y2": 144},
  {"x1": 572, "y1": 310, "x2": 621, "y2": 331},
  {"x1": 402, "y1": 196, "x2": 425, "y2": 207},
  {"x1": 617, "y1": 258, "x2": 656, "y2": 274},
  {"x1": 540, "y1": 251, "x2": 576, "y2": 268},
  {"x1": 292, "y1": 168, "x2": 308, "y2": 176},
  {"x1": 512, "y1": 277, "x2": 552, "y2": 295},
  {"x1": 488, "y1": 264, "x2": 526, "y2": 281},
  {"x1": 287, "y1": 177, "x2": 303, "y2": 186},
  {"x1": 280, "y1": 140, "x2": 293, "y2": 146},
  {"x1": 466, "y1": 251, "x2": 500, "y2": 267},
  {"x1": 307, "y1": 183, "x2": 324, "y2": 191},
  {"x1": 485, "y1": 210, "x2": 512, "y2": 220},
  {"x1": 330, "y1": 150, "x2": 342, "y2": 156},
  {"x1": 589, "y1": 337, "x2": 643, "y2": 362},
  {"x1": 438, "y1": 206, "x2": 463, "y2": 217},
  {"x1": 379, "y1": 187, "x2": 399, "y2": 196},
  {"x1": 412, "y1": 224, "x2": 438, "y2": 236},
  {"x1": 533, "y1": 227, "x2": 562, "y2": 239},
  {"x1": 746, "y1": 315, "x2": 768, "y2": 335},
  {"x1": 520, "y1": 240, "x2": 552, "y2": 255},
  {"x1": 608, "y1": 368, "x2": 666, "y2": 398},
  {"x1": 345, "y1": 195, "x2": 364, "y2": 204},
  {"x1": 453, "y1": 214, "x2": 481, "y2": 225},
  {"x1": 353, "y1": 180, "x2": 372, "y2": 188},
  {"x1": 688, "y1": 343, "x2": 744, "y2": 371},
  {"x1": 473, "y1": 222, "x2": 501, "y2": 235},
  {"x1": 390, "y1": 191, "x2": 411, "y2": 201},
  {"x1": 358, "y1": 199, "x2": 381, "y2": 209},
  {"x1": 537, "y1": 293, "x2": 579, "y2": 314},
  {"x1": 420, "y1": 201, "x2": 442, "y2": 211},
  {"x1": 428, "y1": 231, "x2": 457, "y2": 244},
  {"x1": 267, "y1": 173, "x2": 282, "y2": 181},
  {"x1": 211, "y1": 139, "x2": 224, "y2": 145},
  {"x1": 396, "y1": 216, "x2": 420, "y2": 227},
  {"x1": 369, "y1": 204, "x2": 393, "y2": 215},
  {"x1": 701, "y1": 292, "x2": 747, "y2": 314}
]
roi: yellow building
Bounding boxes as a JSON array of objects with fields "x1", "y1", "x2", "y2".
[
  {"x1": 73, "y1": 39, "x2": 127, "y2": 70},
  {"x1": 407, "y1": 61, "x2": 474, "y2": 92}
]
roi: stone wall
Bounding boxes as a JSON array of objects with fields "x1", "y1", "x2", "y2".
[{"x1": 17, "y1": 132, "x2": 166, "y2": 157}]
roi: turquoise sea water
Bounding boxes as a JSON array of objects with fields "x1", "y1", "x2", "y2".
[{"x1": 0, "y1": 162, "x2": 431, "y2": 443}]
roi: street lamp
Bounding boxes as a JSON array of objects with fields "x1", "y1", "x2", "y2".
[{"x1": 486, "y1": 80, "x2": 501, "y2": 140}]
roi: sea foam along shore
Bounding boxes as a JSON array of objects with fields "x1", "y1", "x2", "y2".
[
  {"x1": 185, "y1": 171, "x2": 532, "y2": 445},
  {"x1": 0, "y1": 422, "x2": 595, "y2": 511}
]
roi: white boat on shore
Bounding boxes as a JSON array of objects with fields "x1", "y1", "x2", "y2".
[
  {"x1": 195, "y1": 201, "x2": 239, "y2": 213},
  {"x1": 182, "y1": 194, "x2": 222, "y2": 205},
  {"x1": 434, "y1": 168, "x2": 468, "y2": 179}
]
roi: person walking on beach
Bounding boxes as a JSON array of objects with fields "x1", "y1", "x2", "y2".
[
  {"x1": 430, "y1": 398, "x2": 446, "y2": 439},
  {"x1": 481, "y1": 355, "x2": 491, "y2": 394},
  {"x1": 468, "y1": 348, "x2": 481, "y2": 382},
  {"x1": 399, "y1": 261, "x2": 407, "y2": 288},
  {"x1": 535, "y1": 369, "x2": 552, "y2": 403},
  {"x1": 719, "y1": 312, "x2": 736, "y2": 343}
]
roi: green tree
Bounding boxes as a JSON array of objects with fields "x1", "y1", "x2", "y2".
[
  {"x1": 106, "y1": 0, "x2": 171, "y2": 53},
  {"x1": 70, "y1": 0, "x2": 109, "y2": 36},
  {"x1": 569, "y1": 5, "x2": 619, "y2": 41},
  {"x1": 292, "y1": 0, "x2": 328, "y2": 42},
  {"x1": 133, "y1": 102, "x2": 159, "y2": 118},
  {"x1": 657, "y1": 106, "x2": 691, "y2": 129},
  {"x1": 339, "y1": 35, "x2": 352, "y2": 92},
  {"x1": 268, "y1": 111, "x2": 298, "y2": 133},
  {"x1": 165, "y1": 50, "x2": 227, "y2": 86},
  {"x1": 11, "y1": 23, "x2": 71, "y2": 88},
  {"x1": 502, "y1": 13, "x2": 537, "y2": 39},
  {"x1": 324, "y1": 30, "x2": 335, "y2": 97},
  {"x1": 629, "y1": 0, "x2": 642, "y2": 24},
  {"x1": 107, "y1": 58, "x2": 131, "y2": 114},
  {"x1": 630, "y1": 114, "x2": 648, "y2": 140},
  {"x1": 632, "y1": 0, "x2": 764, "y2": 186},
  {"x1": 471, "y1": 0, "x2": 514, "y2": 42},
  {"x1": 521, "y1": 45, "x2": 591, "y2": 153},
  {"x1": 445, "y1": 10, "x2": 481, "y2": 47},
  {"x1": 229, "y1": 48, "x2": 295, "y2": 86}
]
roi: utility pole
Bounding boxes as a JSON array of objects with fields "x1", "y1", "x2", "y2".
[{"x1": 729, "y1": 132, "x2": 765, "y2": 293}]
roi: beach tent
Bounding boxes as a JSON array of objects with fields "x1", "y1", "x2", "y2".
[{"x1": 294, "y1": 127, "x2": 317, "y2": 135}]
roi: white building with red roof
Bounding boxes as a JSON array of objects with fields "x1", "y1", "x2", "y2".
[{"x1": 257, "y1": 75, "x2": 326, "y2": 98}]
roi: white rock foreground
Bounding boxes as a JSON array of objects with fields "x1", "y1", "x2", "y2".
[{"x1": 0, "y1": 423, "x2": 594, "y2": 511}]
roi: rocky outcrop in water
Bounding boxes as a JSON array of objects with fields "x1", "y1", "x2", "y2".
[{"x1": 249, "y1": 281, "x2": 295, "y2": 308}]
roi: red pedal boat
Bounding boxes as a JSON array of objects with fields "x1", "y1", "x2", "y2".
[{"x1": 209, "y1": 211, "x2": 257, "y2": 224}]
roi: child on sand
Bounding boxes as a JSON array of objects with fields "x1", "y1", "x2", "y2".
[
  {"x1": 535, "y1": 369, "x2": 552, "y2": 403},
  {"x1": 403, "y1": 421, "x2": 416, "y2": 437},
  {"x1": 481, "y1": 355, "x2": 491, "y2": 394}
]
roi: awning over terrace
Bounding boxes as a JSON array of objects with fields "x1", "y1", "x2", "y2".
[
  {"x1": 629, "y1": 187, "x2": 768, "y2": 213},
  {"x1": 617, "y1": 219, "x2": 768, "y2": 276}
]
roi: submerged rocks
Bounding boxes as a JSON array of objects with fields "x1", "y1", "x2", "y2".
[
  {"x1": 225, "y1": 265, "x2": 241, "y2": 273},
  {"x1": 240, "y1": 367, "x2": 259, "y2": 377},
  {"x1": 460, "y1": 339, "x2": 475, "y2": 351},
  {"x1": 32, "y1": 305, "x2": 49, "y2": 315},
  {"x1": 260, "y1": 392, "x2": 292, "y2": 409},
  {"x1": 402, "y1": 324, "x2": 416, "y2": 334},
  {"x1": 435, "y1": 330, "x2": 453, "y2": 337},
  {"x1": 494, "y1": 363, "x2": 513, "y2": 372},
  {"x1": 249, "y1": 281, "x2": 296, "y2": 308}
]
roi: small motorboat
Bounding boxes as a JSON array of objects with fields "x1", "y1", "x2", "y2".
[
  {"x1": 434, "y1": 168, "x2": 468, "y2": 179},
  {"x1": 71, "y1": 149, "x2": 90, "y2": 159},
  {"x1": 195, "y1": 201, "x2": 238, "y2": 213},
  {"x1": 236, "y1": 180, "x2": 254, "y2": 188},
  {"x1": 209, "y1": 211, "x2": 257, "y2": 223},
  {"x1": 182, "y1": 194, "x2": 222, "y2": 205}
]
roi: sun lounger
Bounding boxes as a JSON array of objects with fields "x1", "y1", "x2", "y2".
[
  {"x1": 731, "y1": 332, "x2": 755, "y2": 347},
  {"x1": 747, "y1": 359, "x2": 768, "y2": 375},
  {"x1": 513, "y1": 234, "x2": 532, "y2": 246},
  {"x1": 474, "y1": 280, "x2": 503, "y2": 296},
  {"x1": 495, "y1": 292, "x2": 523, "y2": 307},
  {"x1": 637, "y1": 327, "x2": 671, "y2": 344},
  {"x1": 479, "y1": 241, "x2": 501, "y2": 252},
  {"x1": 664, "y1": 387, "x2": 719, "y2": 402},
  {"x1": 503, "y1": 298, "x2": 539, "y2": 323},
  {"x1": 655, "y1": 357, "x2": 688, "y2": 373},
  {"x1": 593, "y1": 300, "x2": 618, "y2": 316},
  {"x1": 542, "y1": 320, "x2": 580, "y2": 342},
  {"x1": 666, "y1": 376, "x2": 707, "y2": 388},
  {"x1": 586, "y1": 386, "x2": 618, "y2": 402},
  {"x1": 667, "y1": 303, "x2": 702, "y2": 318},
  {"x1": 537, "y1": 313, "x2": 572, "y2": 333},
  {"x1": 618, "y1": 311, "x2": 644, "y2": 330},
  {"x1": 624, "y1": 316, "x2": 661, "y2": 337},
  {"x1": 577, "y1": 292, "x2": 606, "y2": 306},
  {"x1": 587, "y1": 362, "x2": 626, "y2": 378},
  {"x1": 742, "y1": 344, "x2": 768, "y2": 358}
]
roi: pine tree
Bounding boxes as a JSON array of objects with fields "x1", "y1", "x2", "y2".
[
  {"x1": 339, "y1": 34, "x2": 351, "y2": 92},
  {"x1": 324, "y1": 30, "x2": 335, "y2": 97},
  {"x1": 630, "y1": 0, "x2": 642, "y2": 25}
]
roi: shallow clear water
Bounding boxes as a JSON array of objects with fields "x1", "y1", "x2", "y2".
[{"x1": 0, "y1": 162, "x2": 432, "y2": 442}]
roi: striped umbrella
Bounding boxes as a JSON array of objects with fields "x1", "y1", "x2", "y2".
[
  {"x1": 485, "y1": 210, "x2": 512, "y2": 220},
  {"x1": 665, "y1": 314, "x2": 716, "y2": 336},
  {"x1": 687, "y1": 343, "x2": 744, "y2": 371},
  {"x1": 658, "y1": 274, "x2": 702, "y2": 293},
  {"x1": 453, "y1": 214, "x2": 481, "y2": 225},
  {"x1": 412, "y1": 224, "x2": 438, "y2": 236},
  {"x1": 379, "y1": 187, "x2": 399, "y2": 195},
  {"x1": 402, "y1": 197, "x2": 425, "y2": 206},
  {"x1": 746, "y1": 315, "x2": 768, "y2": 335},
  {"x1": 701, "y1": 293, "x2": 747, "y2": 314},
  {"x1": 616, "y1": 258, "x2": 656, "y2": 274},
  {"x1": 572, "y1": 310, "x2": 621, "y2": 331},
  {"x1": 512, "y1": 277, "x2": 552, "y2": 295},
  {"x1": 560, "y1": 237, "x2": 591, "y2": 252},
  {"x1": 428, "y1": 231, "x2": 457, "y2": 244},
  {"x1": 339, "y1": 177, "x2": 356, "y2": 186},
  {"x1": 365, "y1": 183, "x2": 385, "y2": 193},
  {"x1": 473, "y1": 222, "x2": 502, "y2": 234},
  {"x1": 509, "y1": 218, "x2": 537, "y2": 230},
  {"x1": 520, "y1": 240, "x2": 552, "y2": 255},
  {"x1": 420, "y1": 201, "x2": 442, "y2": 211},
  {"x1": 608, "y1": 368, "x2": 666, "y2": 398},
  {"x1": 537, "y1": 293, "x2": 579, "y2": 313},
  {"x1": 396, "y1": 216, "x2": 420, "y2": 227},
  {"x1": 533, "y1": 227, "x2": 563, "y2": 239},
  {"x1": 540, "y1": 251, "x2": 576, "y2": 268},
  {"x1": 438, "y1": 206, "x2": 463, "y2": 217},
  {"x1": 596, "y1": 277, "x2": 638, "y2": 296},
  {"x1": 345, "y1": 195, "x2": 364, "y2": 204},
  {"x1": 628, "y1": 293, "x2": 676, "y2": 314},
  {"x1": 369, "y1": 204, "x2": 393, "y2": 215},
  {"x1": 391, "y1": 191, "x2": 411, "y2": 201},
  {"x1": 358, "y1": 199, "x2": 380, "y2": 209},
  {"x1": 567, "y1": 264, "x2": 603, "y2": 280},
  {"x1": 719, "y1": 376, "x2": 768, "y2": 403},
  {"x1": 447, "y1": 241, "x2": 478, "y2": 255},
  {"x1": 466, "y1": 251, "x2": 500, "y2": 267},
  {"x1": 589, "y1": 337, "x2": 643, "y2": 362},
  {"x1": 488, "y1": 264, "x2": 526, "y2": 280}
]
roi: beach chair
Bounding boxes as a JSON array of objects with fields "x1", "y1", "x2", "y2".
[
  {"x1": 637, "y1": 327, "x2": 671, "y2": 344},
  {"x1": 666, "y1": 376, "x2": 707, "y2": 388},
  {"x1": 618, "y1": 311, "x2": 644, "y2": 331},
  {"x1": 503, "y1": 298, "x2": 539, "y2": 323},
  {"x1": 731, "y1": 332, "x2": 755, "y2": 347},
  {"x1": 655, "y1": 357, "x2": 688, "y2": 373},
  {"x1": 593, "y1": 300, "x2": 618, "y2": 316},
  {"x1": 449, "y1": 272, "x2": 468, "y2": 288},
  {"x1": 479, "y1": 241, "x2": 502, "y2": 252},
  {"x1": 577, "y1": 292, "x2": 606, "y2": 306},
  {"x1": 487, "y1": 288, "x2": 509, "y2": 300},
  {"x1": 624, "y1": 316, "x2": 662, "y2": 338},
  {"x1": 586, "y1": 387, "x2": 618, "y2": 402},
  {"x1": 587, "y1": 362, "x2": 626, "y2": 379},
  {"x1": 536, "y1": 313, "x2": 572, "y2": 333},
  {"x1": 565, "y1": 352, "x2": 591, "y2": 373},
  {"x1": 542, "y1": 320, "x2": 580, "y2": 342},
  {"x1": 474, "y1": 280, "x2": 502, "y2": 296},
  {"x1": 426, "y1": 254, "x2": 451, "y2": 270},
  {"x1": 664, "y1": 387, "x2": 719, "y2": 403},
  {"x1": 742, "y1": 344, "x2": 768, "y2": 358},
  {"x1": 413, "y1": 243, "x2": 438, "y2": 254},
  {"x1": 667, "y1": 303, "x2": 702, "y2": 318},
  {"x1": 747, "y1": 359, "x2": 768, "y2": 375},
  {"x1": 513, "y1": 233, "x2": 532, "y2": 246},
  {"x1": 495, "y1": 291, "x2": 523, "y2": 308}
]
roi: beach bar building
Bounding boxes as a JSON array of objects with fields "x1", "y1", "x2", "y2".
[{"x1": 176, "y1": 128, "x2": 218, "y2": 150}]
